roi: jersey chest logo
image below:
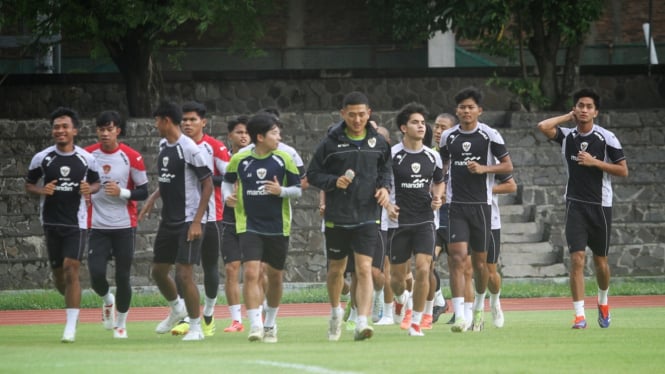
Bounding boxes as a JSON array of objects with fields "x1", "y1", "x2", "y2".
[
  {"x1": 162, "y1": 156, "x2": 169, "y2": 167},
  {"x1": 368, "y1": 137, "x2": 376, "y2": 148},
  {"x1": 411, "y1": 162, "x2": 421, "y2": 173},
  {"x1": 462, "y1": 142, "x2": 471, "y2": 152},
  {"x1": 580, "y1": 142, "x2": 589, "y2": 152},
  {"x1": 60, "y1": 166, "x2": 70, "y2": 177},
  {"x1": 257, "y1": 168, "x2": 267, "y2": 179}
]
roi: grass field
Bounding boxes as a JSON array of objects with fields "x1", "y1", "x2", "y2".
[{"x1": 1, "y1": 308, "x2": 664, "y2": 373}]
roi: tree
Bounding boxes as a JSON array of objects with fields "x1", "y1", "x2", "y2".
[
  {"x1": 367, "y1": 0, "x2": 604, "y2": 110},
  {"x1": 3, "y1": 0, "x2": 272, "y2": 116}
]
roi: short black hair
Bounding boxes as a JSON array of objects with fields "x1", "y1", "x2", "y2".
[
  {"x1": 182, "y1": 101, "x2": 207, "y2": 119},
  {"x1": 395, "y1": 102, "x2": 429, "y2": 131},
  {"x1": 247, "y1": 113, "x2": 278, "y2": 144},
  {"x1": 342, "y1": 91, "x2": 370, "y2": 108},
  {"x1": 573, "y1": 88, "x2": 601, "y2": 110},
  {"x1": 50, "y1": 107, "x2": 80, "y2": 128},
  {"x1": 227, "y1": 115, "x2": 249, "y2": 133},
  {"x1": 96, "y1": 110, "x2": 125, "y2": 136},
  {"x1": 257, "y1": 107, "x2": 283, "y2": 128},
  {"x1": 152, "y1": 101, "x2": 182, "y2": 124},
  {"x1": 454, "y1": 87, "x2": 483, "y2": 106}
]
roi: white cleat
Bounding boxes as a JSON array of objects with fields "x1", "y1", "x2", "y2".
[{"x1": 492, "y1": 305, "x2": 505, "y2": 328}]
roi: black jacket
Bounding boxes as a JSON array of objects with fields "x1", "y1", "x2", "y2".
[{"x1": 307, "y1": 121, "x2": 392, "y2": 226}]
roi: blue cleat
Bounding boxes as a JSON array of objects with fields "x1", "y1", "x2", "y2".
[{"x1": 597, "y1": 304, "x2": 611, "y2": 328}]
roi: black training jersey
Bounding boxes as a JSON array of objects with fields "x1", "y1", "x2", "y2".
[
  {"x1": 439, "y1": 122, "x2": 509, "y2": 205},
  {"x1": 157, "y1": 134, "x2": 212, "y2": 225},
  {"x1": 390, "y1": 142, "x2": 444, "y2": 226},
  {"x1": 554, "y1": 125, "x2": 625, "y2": 207},
  {"x1": 26, "y1": 145, "x2": 100, "y2": 228}
]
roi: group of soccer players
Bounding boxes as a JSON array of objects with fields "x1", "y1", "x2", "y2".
[{"x1": 25, "y1": 86, "x2": 627, "y2": 343}]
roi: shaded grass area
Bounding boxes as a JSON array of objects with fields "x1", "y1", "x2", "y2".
[
  {"x1": 0, "y1": 276, "x2": 663, "y2": 311},
  {"x1": 1, "y1": 309, "x2": 665, "y2": 373}
]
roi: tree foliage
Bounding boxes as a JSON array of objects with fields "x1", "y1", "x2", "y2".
[
  {"x1": 367, "y1": 0, "x2": 604, "y2": 110},
  {"x1": 3, "y1": 0, "x2": 273, "y2": 116}
]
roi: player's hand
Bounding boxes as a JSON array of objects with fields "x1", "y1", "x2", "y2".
[
  {"x1": 264, "y1": 176, "x2": 282, "y2": 196},
  {"x1": 467, "y1": 161, "x2": 485, "y2": 174},
  {"x1": 104, "y1": 181, "x2": 121, "y2": 196},
  {"x1": 387, "y1": 203, "x2": 400, "y2": 221},
  {"x1": 79, "y1": 180, "x2": 91, "y2": 195},
  {"x1": 138, "y1": 199, "x2": 154, "y2": 221},
  {"x1": 42, "y1": 180, "x2": 58, "y2": 196},
  {"x1": 336, "y1": 175, "x2": 352, "y2": 190},
  {"x1": 187, "y1": 221, "x2": 202, "y2": 241},
  {"x1": 225, "y1": 193, "x2": 238, "y2": 208},
  {"x1": 375, "y1": 187, "x2": 389, "y2": 207},
  {"x1": 431, "y1": 195, "x2": 442, "y2": 210},
  {"x1": 577, "y1": 151, "x2": 598, "y2": 167}
]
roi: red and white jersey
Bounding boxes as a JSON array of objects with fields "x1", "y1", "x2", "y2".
[
  {"x1": 85, "y1": 143, "x2": 149, "y2": 229},
  {"x1": 198, "y1": 134, "x2": 230, "y2": 222}
]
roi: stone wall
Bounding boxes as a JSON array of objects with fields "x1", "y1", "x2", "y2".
[{"x1": 1, "y1": 108, "x2": 664, "y2": 290}]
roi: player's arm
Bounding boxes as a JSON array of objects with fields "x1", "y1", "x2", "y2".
[
  {"x1": 138, "y1": 188, "x2": 160, "y2": 221},
  {"x1": 493, "y1": 176, "x2": 517, "y2": 195},
  {"x1": 188, "y1": 174, "x2": 212, "y2": 241},
  {"x1": 578, "y1": 156, "x2": 628, "y2": 178},
  {"x1": 25, "y1": 179, "x2": 57, "y2": 196},
  {"x1": 537, "y1": 111, "x2": 574, "y2": 140}
]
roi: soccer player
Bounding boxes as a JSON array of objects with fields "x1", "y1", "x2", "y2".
[
  {"x1": 169, "y1": 101, "x2": 230, "y2": 337},
  {"x1": 537, "y1": 88, "x2": 628, "y2": 329},
  {"x1": 85, "y1": 110, "x2": 149, "y2": 339},
  {"x1": 223, "y1": 113, "x2": 302, "y2": 343},
  {"x1": 219, "y1": 115, "x2": 251, "y2": 333},
  {"x1": 145, "y1": 101, "x2": 213, "y2": 341},
  {"x1": 386, "y1": 103, "x2": 445, "y2": 336},
  {"x1": 307, "y1": 91, "x2": 391, "y2": 341},
  {"x1": 25, "y1": 107, "x2": 101, "y2": 343},
  {"x1": 439, "y1": 87, "x2": 513, "y2": 332}
]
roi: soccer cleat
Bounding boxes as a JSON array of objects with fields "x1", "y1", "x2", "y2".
[
  {"x1": 572, "y1": 315, "x2": 587, "y2": 329},
  {"x1": 113, "y1": 327, "x2": 128, "y2": 339},
  {"x1": 491, "y1": 305, "x2": 505, "y2": 328},
  {"x1": 102, "y1": 296, "x2": 115, "y2": 330},
  {"x1": 393, "y1": 302, "x2": 405, "y2": 324},
  {"x1": 263, "y1": 325, "x2": 278, "y2": 343},
  {"x1": 343, "y1": 302, "x2": 352, "y2": 322},
  {"x1": 408, "y1": 323, "x2": 424, "y2": 337},
  {"x1": 248, "y1": 325, "x2": 264, "y2": 342},
  {"x1": 353, "y1": 325, "x2": 374, "y2": 341},
  {"x1": 446, "y1": 314, "x2": 456, "y2": 325},
  {"x1": 432, "y1": 302, "x2": 448, "y2": 324},
  {"x1": 372, "y1": 290, "x2": 384, "y2": 323},
  {"x1": 450, "y1": 317, "x2": 466, "y2": 333},
  {"x1": 400, "y1": 309, "x2": 412, "y2": 330},
  {"x1": 374, "y1": 316, "x2": 395, "y2": 325},
  {"x1": 61, "y1": 330, "x2": 76, "y2": 343},
  {"x1": 472, "y1": 310, "x2": 484, "y2": 332},
  {"x1": 202, "y1": 316, "x2": 216, "y2": 336},
  {"x1": 345, "y1": 318, "x2": 356, "y2": 332},
  {"x1": 223, "y1": 320, "x2": 245, "y2": 333},
  {"x1": 328, "y1": 317, "x2": 343, "y2": 341},
  {"x1": 597, "y1": 304, "x2": 611, "y2": 328},
  {"x1": 421, "y1": 314, "x2": 433, "y2": 330},
  {"x1": 182, "y1": 329, "x2": 205, "y2": 341},
  {"x1": 170, "y1": 321, "x2": 190, "y2": 336},
  {"x1": 155, "y1": 306, "x2": 187, "y2": 334}
]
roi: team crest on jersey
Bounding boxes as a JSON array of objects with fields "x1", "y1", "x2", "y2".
[
  {"x1": 368, "y1": 137, "x2": 376, "y2": 148},
  {"x1": 162, "y1": 156, "x2": 169, "y2": 167},
  {"x1": 60, "y1": 166, "x2": 70, "y2": 177},
  {"x1": 411, "y1": 162, "x2": 421, "y2": 173},
  {"x1": 580, "y1": 142, "x2": 588, "y2": 152},
  {"x1": 257, "y1": 168, "x2": 267, "y2": 179},
  {"x1": 462, "y1": 142, "x2": 471, "y2": 152},
  {"x1": 103, "y1": 164, "x2": 111, "y2": 174}
]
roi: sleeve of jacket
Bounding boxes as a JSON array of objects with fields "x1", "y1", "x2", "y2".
[
  {"x1": 376, "y1": 141, "x2": 392, "y2": 191},
  {"x1": 306, "y1": 139, "x2": 338, "y2": 192}
]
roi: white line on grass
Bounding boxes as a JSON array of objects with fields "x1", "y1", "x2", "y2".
[{"x1": 251, "y1": 359, "x2": 360, "y2": 374}]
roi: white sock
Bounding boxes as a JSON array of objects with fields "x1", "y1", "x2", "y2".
[
  {"x1": 169, "y1": 297, "x2": 184, "y2": 312},
  {"x1": 434, "y1": 289, "x2": 446, "y2": 306},
  {"x1": 356, "y1": 315, "x2": 368, "y2": 330},
  {"x1": 490, "y1": 290, "x2": 501, "y2": 308},
  {"x1": 395, "y1": 290, "x2": 409, "y2": 305},
  {"x1": 349, "y1": 307, "x2": 358, "y2": 322},
  {"x1": 247, "y1": 308, "x2": 262, "y2": 329},
  {"x1": 65, "y1": 308, "x2": 79, "y2": 332},
  {"x1": 425, "y1": 300, "x2": 434, "y2": 315},
  {"x1": 103, "y1": 292, "x2": 115, "y2": 306},
  {"x1": 473, "y1": 291, "x2": 486, "y2": 311},
  {"x1": 464, "y1": 302, "x2": 473, "y2": 322},
  {"x1": 189, "y1": 317, "x2": 201, "y2": 331},
  {"x1": 382, "y1": 302, "x2": 394, "y2": 318},
  {"x1": 452, "y1": 297, "x2": 464, "y2": 320},
  {"x1": 203, "y1": 296, "x2": 216, "y2": 317},
  {"x1": 229, "y1": 304, "x2": 242, "y2": 322},
  {"x1": 411, "y1": 311, "x2": 423, "y2": 325},
  {"x1": 598, "y1": 288, "x2": 609, "y2": 305},
  {"x1": 264, "y1": 306, "x2": 279, "y2": 328},
  {"x1": 116, "y1": 311, "x2": 128, "y2": 329},
  {"x1": 573, "y1": 300, "x2": 585, "y2": 317}
]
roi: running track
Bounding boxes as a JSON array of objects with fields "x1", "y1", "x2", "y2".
[{"x1": 1, "y1": 295, "x2": 663, "y2": 326}]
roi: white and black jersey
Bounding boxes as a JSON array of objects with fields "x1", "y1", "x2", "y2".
[
  {"x1": 439, "y1": 123, "x2": 509, "y2": 205},
  {"x1": 390, "y1": 143, "x2": 445, "y2": 226},
  {"x1": 555, "y1": 125, "x2": 625, "y2": 207},
  {"x1": 157, "y1": 134, "x2": 212, "y2": 225},
  {"x1": 25, "y1": 145, "x2": 100, "y2": 229}
]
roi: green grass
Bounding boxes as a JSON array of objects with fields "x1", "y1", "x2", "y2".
[
  {"x1": 1, "y1": 276, "x2": 663, "y2": 310},
  {"x1": 1, "y1": 308, "x2": 664, "y2": 373}
]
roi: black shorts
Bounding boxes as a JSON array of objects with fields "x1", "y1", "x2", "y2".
[
  {"x1": 344, "y1": 229, "x2": 387, "y2": 273},
  {"x1": 239, "y1": 232, "x2": 289, "y2": 270},
  {"x1": 88, "y1": 227, "x2": 136, "y2": 264},
  {"x1": 448, "y1": 203, "x2": 491, "y2": 253},
  {"x1": 389, "y1": 222, "x2": 436, "y2": 264},
  {"x1": 201, "y1": 220, "x2": 222, "y2": 265},
  {"x1": 435, "y1": 226, "x2": 449, "y2": 251},
  {"x1": 153, "y1": 222, "x2": 205, "y2": 265},
  {"x1": 44, "y1": 225, "x2": 87, "y2": 268},
  {"x1": 487, "y1": 229, "x2": 501, "y2": 264},
  {"x1": 565, "y1": 201, "x2": 612, "y2": 256},
  {"x1": 220, "y1": 222, "x2": 241, "y2": 264},
  {"x1": 325, "y1": 223, "x2": 378, "y2": 261}
]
